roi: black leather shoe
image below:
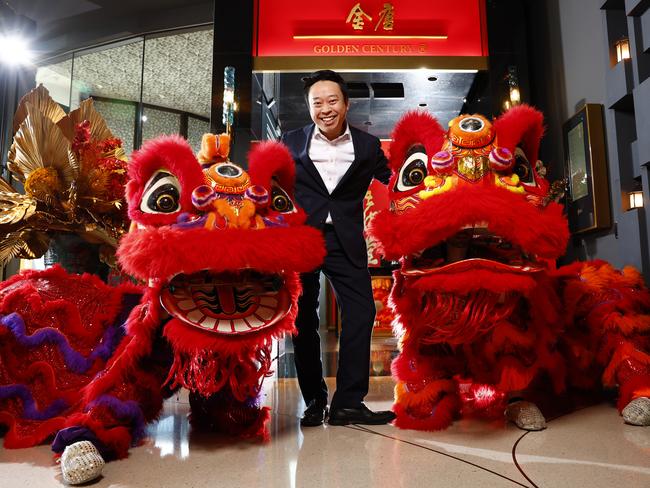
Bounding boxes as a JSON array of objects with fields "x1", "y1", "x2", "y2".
[
  {"x1": 300, "y1": 399, "x2": 328, "y2": 427},
  {"x1": 328, "y1": 403, "x2": 396, "y2": 426}
]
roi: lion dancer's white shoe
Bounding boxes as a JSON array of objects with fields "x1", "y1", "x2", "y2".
[
  {"x1": 59, "y1": 441, "x2": 105, "y2": 485},
  {"x1": 622, "y1": 397, "x2": 650, "y2": 426},
  {"x1": 505, "y1": 400, "x2": 547, "y2": 431}
]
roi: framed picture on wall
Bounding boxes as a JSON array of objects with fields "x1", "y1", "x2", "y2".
[{"x1": 563, "y1": 103, "x2": 611, "y2": 234}]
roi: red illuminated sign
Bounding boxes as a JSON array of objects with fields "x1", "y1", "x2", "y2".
[{"x1": 254, "y1": 0, "x2": 487, "y2": 58}]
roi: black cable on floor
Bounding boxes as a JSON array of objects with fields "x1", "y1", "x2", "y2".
[
  {"x1": 348, "y1": 424, "x2": 534, "y2": 488},
  {"x1": 509, "y1": 403, "x2": 595, "y2": 488},
  {"x1": 511, "y1": 432, "x2": 541, "y2": 488}
]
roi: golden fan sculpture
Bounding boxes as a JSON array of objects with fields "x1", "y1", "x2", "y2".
[{"x1": 0, "y1": 85, "x2": 129, "y2": 266}]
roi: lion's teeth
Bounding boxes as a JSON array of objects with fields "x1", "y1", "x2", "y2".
[
  {"x1": 256, "y1": 306, "x2": 274, "y2": 320},
  {"x1": 187, "y1": 310, "x2": 203, "y2": 323},
  {"x1": 201, "y1": 317, "x2": 217, "y2": 329},
  {"x1": 461, "y1": 221, "x2": 489, "y2": 230},
  {"x1": 217, "y1": 320, "x2": 232, "y2": 333},
  {"x1": 233, "y1": 319, "x2": 251, "y2": 332},
  {"x1": 247, "y1": 315, "x2": 264, "y2": 328}
]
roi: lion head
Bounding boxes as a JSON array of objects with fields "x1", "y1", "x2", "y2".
[{"x1": 371, "y1": 106, "x2": 569, "y2": 343}]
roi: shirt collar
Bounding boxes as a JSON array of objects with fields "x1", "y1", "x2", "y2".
[{"x1": 313, "y1": 122, "x2": 351, "y2": 143}]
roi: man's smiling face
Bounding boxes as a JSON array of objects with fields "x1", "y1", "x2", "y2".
[{"x1": 307, "y1": 80, "x2": 350, "y2": 140}]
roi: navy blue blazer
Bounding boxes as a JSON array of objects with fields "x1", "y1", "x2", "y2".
[{"x1": 281, "y1": 124, "x2": 391, "y2": 268}]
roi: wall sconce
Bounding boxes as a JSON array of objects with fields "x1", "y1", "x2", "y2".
[
  {"x1": 629, "y1": 190, "x2": 643, "y2": 209},
  {"x1": 615, "y1": 38, "x2": 630, "y2": 63}
]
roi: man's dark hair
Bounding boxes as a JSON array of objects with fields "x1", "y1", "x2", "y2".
[{"x1": 302, "y1": 70, "x2": 349, "y2": 103}]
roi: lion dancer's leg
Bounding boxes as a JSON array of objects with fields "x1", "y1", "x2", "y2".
[
  {"x1": 390, "y1": 278, "x2": 462, "y2": 430},
  {"x1": 559, "y1": 261, "x2": 650, "y2": 426},
  {"x1": 391, "y1": 339, "x2": 462, "y2": 430},
  {"x1": 185, "y1": 341, "x2": 273, "y2": 441},
  {"x1": 600, "y1": 313, "x2": 650, "y2": 426},
  {"x1": 162, "y1": 319, "x2": 273, "y2": 441},
  {"x1": 52, "y1": 347, "x2": 169, "y2": 460},
  {"x1": 478, "y1": 280, "x2": 566, "y2": 431},
  {"x1": 188, "y1": 390, "x2": 270, "y2": 441},
  {"x1": 614, "y1": 348, "x2": 650, "y2": 425},
  {"x1": 52, "y1": 295, "x2": 171, "y2": 484}
]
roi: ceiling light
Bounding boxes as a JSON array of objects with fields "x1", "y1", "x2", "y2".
[
  {"x1": 0, "y1": 34, "x2": 33, "y2": 66},
  {"x1": 141, "y1": 115, "x2": 148, "y2": 122}
]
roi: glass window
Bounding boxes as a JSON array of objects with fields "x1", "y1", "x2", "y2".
[
  {"x1": 35, "y1": 57, "x2": 73, "y2": 109},
  {"x1": 187, "y1": 116, "x2": 210, "y2": 153},
  {"x1": 70, "y1": 39, "x2": 144, "y2": 155},
  {"x1": 141, "y1": 106, "x2": 181, "y2": 142},
  {"x1": 33, "y1": 26, "x2": 214, "y2": 156},
  {"x1": 93, "y1": 98, "x2": 137, "y2": 154},
  {"x1": 141, "y1": 27, "x2": 213, "y2": 147}
]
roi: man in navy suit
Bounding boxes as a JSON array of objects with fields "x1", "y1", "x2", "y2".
[{"x1": 281, "y1": 70, "x2": 396, "y2": 426}]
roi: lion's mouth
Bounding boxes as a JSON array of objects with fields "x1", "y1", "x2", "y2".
[
  {"x1": 401, "y1": 224, "x2": 544, "y2": 276},
  {"x1": 160, "y1": 270, "x2": 291, "y2": 334}
]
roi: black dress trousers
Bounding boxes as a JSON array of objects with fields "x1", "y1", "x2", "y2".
[{"x1": 292, "y1": 225, "x2": 376, "y2": 409}]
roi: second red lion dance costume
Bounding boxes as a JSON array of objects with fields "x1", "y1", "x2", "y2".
[{"x1": 370, "y1": 106, "x2": 650, "y2": 431}]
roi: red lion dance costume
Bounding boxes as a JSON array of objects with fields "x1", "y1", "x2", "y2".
[
  {"x1": 0, "y1": 135, "x2": 324, "y2": 482},
  {"x1": 370, "y1": 106, "x2": 650, "y2": 431}
]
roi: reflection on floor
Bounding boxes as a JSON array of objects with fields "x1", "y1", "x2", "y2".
[
  {"x1": 276, "y1": 331, "x2": 398, "y2": 378},
  {"x1": 1, "y1": 331, "x2": 649, "y2": 487}
]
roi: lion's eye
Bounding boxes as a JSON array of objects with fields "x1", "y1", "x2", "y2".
[
  {"x1": 395, "y1": 145, "x2": 428, "y2": 192},
  {"x1": 140, "y1": 171, "x2": 181, "y2": 214},
  {"x1": 270, "y1": 185, "x2": 295, "y2": 213},
  {"x1": 155, "y1": 193, "x2": 177, "y2": 212},
  {"x1": 514, "y1": 147, "x2": 535, "y2": 185},
  {"x1": 272, "y1": 194, "x2": 290, "y2": 212},
  {"x1": 406, "y1": 166, "x2": 426, "y2": 185},
  {"x1": 514, "y1": 162, "x2": 529, "y2": 180}
]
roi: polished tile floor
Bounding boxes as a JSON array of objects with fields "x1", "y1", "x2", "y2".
[{"x1": 1, "y1": 334, "x2": 649, "y2": 487}]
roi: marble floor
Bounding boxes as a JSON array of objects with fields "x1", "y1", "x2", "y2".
[{"x1": 1, "y1": 335, "x2": 649, "y2": 487}]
